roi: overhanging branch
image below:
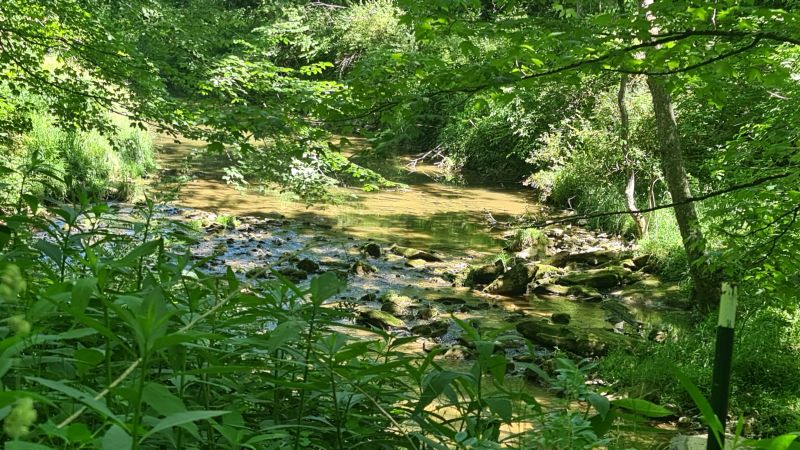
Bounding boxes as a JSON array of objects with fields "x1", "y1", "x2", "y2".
[{"x1": 535, "y1": 171, "x2": 797, "y2": 227}]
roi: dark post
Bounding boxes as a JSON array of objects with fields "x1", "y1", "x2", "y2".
[{"x1": 707, "y1": 283, "x2": 737, "y2": 450}]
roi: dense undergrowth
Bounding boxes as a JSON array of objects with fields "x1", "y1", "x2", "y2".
[
  {"x1": 0, "y1": 97, "x2": 155, "y2": 204},
  {"x1": 0, "y1": 193, "x2": 682, "y2": 449}
]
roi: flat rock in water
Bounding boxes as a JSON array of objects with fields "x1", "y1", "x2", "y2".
[
  {"x1": 379, "y1": 291, "x2": 417, "y2": 317},
  {"x1": 515, "y1": 320, "x2": 633, "y2": 356},
  {"x1": 390, "y1": 245, "x2": 443, "y2": 262},
  {"x1": 358, "y1": 310, "x2": 406, "y2": 329},
  {"x1": 558, "y1": 266, "x2": 633, "y2": 289},
  {"x1": 405, "y1": 258, "x2": 427, "y2": 268},
  {"x1": 532, "y1": 283, "x2": 570, "y2": 296}
]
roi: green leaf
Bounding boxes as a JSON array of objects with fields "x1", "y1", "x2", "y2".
[
  {"x1": 140, "y1": 410, "x2": 228, "y2": 442},
  {"x1": 116, "y1": 239, "x2": 162, "y2": 266},
  {"x1": 0, "y1": 225, "x2": 10, "y2": 251},
  {"x1": 309, "y1": 272, "x2": 342, "y2": 305},
  {"x1": 611, "y1": 398, "x2": 672, "y2": 418},
  {"x1": 264, "y1": 320, "x2": 303, "y2": 353},
  {"x1": 26, "y1": 377, "x2": 122, "y2": 426},
  {"x1": 35, "y1": 240, "x2": 62, "y2": 265},
  {"x1": 71, "y1": 277, "x2": 97, "y2": 313},
  {"x1": 142, "y1": 383, "x2": 187, "y2": 416},
  {"x1": 587, "y1": 393, "x2": 610, "y2": 419},
  {"x1": 485, "y1": 397, "x2": 513, "y2": 422},
  {"x1": 416, "y1": 371, "x2": 462, "y2": 412},
  {"x1": 102, "y1": 425, "x2": 132, "y2": 450},
  {"x1": 747, "y1": 432, "x2": 800, "y2": 450},
  {"x1": 672, "y1": 366, "x2": 724, "y2": 440}
]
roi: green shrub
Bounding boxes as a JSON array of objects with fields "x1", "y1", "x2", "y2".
[
  {"x1": 3, "y1": 108, "x2": 155, "y2": 203},
  {"x1": 600, "y1": 305, "x2": 800, "y2": 437},
  {"x1": 637, "y1": 209, "x2": 689, "y2": 281}
]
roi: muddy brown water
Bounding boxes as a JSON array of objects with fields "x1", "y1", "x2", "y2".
[{"x1": 155, "y1": 134, "x2": 540, "y2": 256}]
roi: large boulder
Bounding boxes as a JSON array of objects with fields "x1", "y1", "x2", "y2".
[
  {"x1": 558, "y1": 266, "x2": 633, "y2": 289},
  {"x1": 390, "y1": 245, "x2": 443, "y2": 262},
  {"x1": 466, "y1": 260, "x2": 505, "y2": 286},
  {"x1": 484, "y1": 263, "x2": 537, "y2": 296},
  {"x1": 516, "y1": 320, "x2": 633, "y2": 356}
]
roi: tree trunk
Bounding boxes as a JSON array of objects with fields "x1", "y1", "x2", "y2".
[
  {"x1": 646, "y1": 76, "x2": 720, "y2": 308},
  {"x1": 617, "y1": 74, "x2": 647, "y2": 237}
]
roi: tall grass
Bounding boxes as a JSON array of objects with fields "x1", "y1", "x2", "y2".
[
  {"x1": 637, "y1": 208, "x2": 688, "y2": 281},
  {"x1": 3, "y1": 109, "x2": 155, "y2": 202}
]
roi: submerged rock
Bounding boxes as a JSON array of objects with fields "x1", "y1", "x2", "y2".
[
  {"x1": 390, "y1": 245, "x2": 443, "y2": 262},
  {"x1": 436, "y1": 297, "x2": 467, "y2": 310},
  {"x1": 567, "y1": 285, "x2": 603, "y2": 302},
  {"x1": 532, "y1": 283, "x2": 570, "y2": 296}
]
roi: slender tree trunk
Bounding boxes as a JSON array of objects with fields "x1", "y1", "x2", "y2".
[
  {"x1": 646, "y1": 76, "x2": 720, "y2": 308},
  {"x1": 617, "y1": 74, "x2": 647, "y2": 237}
]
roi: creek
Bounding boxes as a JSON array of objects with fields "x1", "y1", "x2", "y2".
[{"x1": 152, "y1": 134, "x2": 685, "y2": 445}]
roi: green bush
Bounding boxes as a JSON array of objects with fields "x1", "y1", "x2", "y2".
[
  {"x1": 2, "y1": 109, "x2": 155, "y2": 203},
  {"x1": 636, "y1": 209, "x2": 689, "y2": 281},
  {"x1": 600, "y1": 305, "x2": 800, "y2": 437}
]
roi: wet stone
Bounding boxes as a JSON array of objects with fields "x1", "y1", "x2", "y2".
[
  {"x1": 362, "y1": 242, "x2": 382, "y2": 258},
  {"x1": 411, "y1": 320, "x2": 450, "y2": 338},
  {"x1": 296, "y1": 258, "x2": 320, "y2": 274}
]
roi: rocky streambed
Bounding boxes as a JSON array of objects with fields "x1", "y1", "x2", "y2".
[{"x1": 142, "y1": 204, "x2": 690, "y2": 379}]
